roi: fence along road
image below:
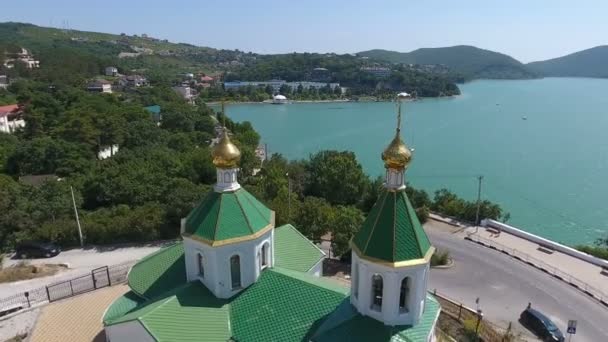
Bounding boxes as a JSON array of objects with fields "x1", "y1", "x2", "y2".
[{"x1": 0, "y1": 261, "x2": 134, "y2": 317}]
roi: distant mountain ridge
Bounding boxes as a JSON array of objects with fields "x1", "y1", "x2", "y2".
[
  {"x1": 358, "y1": 46, "x2": 537, "y2": 80},
  {"x1": 527, "y1": 46, "x2": 608, "y2": 78}
]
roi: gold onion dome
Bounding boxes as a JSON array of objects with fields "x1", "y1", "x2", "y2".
[
  {"x1": 382, "y1": 130, "x2": 412, "y2": 170},
  {"x1": 212, "y1": 128, "x2": 241, "y2": 168},
  {"x1": 382, "y1": 92, "x2": 412, "y2": 170}
]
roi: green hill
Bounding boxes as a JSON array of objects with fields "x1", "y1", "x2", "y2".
[
  {"x1": 527, "y1": 46, "x2": 608, "y2": 78},
  {"x1": 0, "y1": 22, "x2": 460, "y2": 98},
  {"x1": 358, "y1": 45, "x2": 537, "y2": 80}
]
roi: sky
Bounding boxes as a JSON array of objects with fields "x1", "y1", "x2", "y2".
[{"x1": 2, "y1": 0, "x2": 607, "y2": 63}]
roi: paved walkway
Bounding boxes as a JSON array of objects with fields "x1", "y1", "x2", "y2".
[{"x1": 29, "y1": 284, "x2": 129, "y2": 342}]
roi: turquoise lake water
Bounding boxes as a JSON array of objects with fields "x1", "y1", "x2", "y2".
[{"x1": 226, "y1": 78, "x2": 608, "y2": 245}]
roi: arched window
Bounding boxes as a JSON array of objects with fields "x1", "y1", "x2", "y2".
[
  {"x1": 223, "y1": 172, "x2": 230, "y2": 183},
  {"x1": 230, "y1": 255, "x2": 241, "y2": 289},
  {"x1": 371, "y1": 274, "x2": 383, "y2": 311},
  {"x1": 399, "y1": 277, "x2": 410, "y2": 313},
  {"x1": 261, "y1": 243, "x2": 269, "y2": 269},
  {"x1": 197, "y1": 253, "x2": 204, "y2": 278}
]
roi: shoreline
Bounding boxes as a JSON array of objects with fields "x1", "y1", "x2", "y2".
[{"x1": 205, "y1": 95, "x2": 458, "y2": 106}]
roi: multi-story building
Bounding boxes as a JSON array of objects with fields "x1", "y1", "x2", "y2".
[
  {"x1": 360, "y1": 66, "x2": 392, "y2": 78},
  {"x1": 224, "y1": 80, "x2": 340, "y2": 92}
]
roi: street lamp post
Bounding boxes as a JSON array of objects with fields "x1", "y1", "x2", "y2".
[
  {"x1": 286, "y1": 172, "x2": 291, "y2": 221},
  {"x1": 474, "y1": 175, "x2": 484, "y2": 234}
]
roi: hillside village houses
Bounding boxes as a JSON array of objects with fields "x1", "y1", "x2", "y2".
[
  {"x1": 86, "y1": 79, "x2": 112, "y2": 93},
  {"x1": 173, "y1": 84, "x2": 196, "y2": 104},
  {"x1": 2, "y1": 48, "x2": 39, "y2": 69},
  {"x1": 118, "y1": 74, "x2": 148, "y2": 88},
  {"x1": 102, "y1": 96, "x2": 440, "y2": 342},
  {"x1": 0, "y1": 75, "x2": 8, "y2": 89},
  {"x1": 105, "y1": 66, "x2": 119, "y2": 76},
  {"x1": 0, "y1": 104, "x2": 25, "y2": 134}
]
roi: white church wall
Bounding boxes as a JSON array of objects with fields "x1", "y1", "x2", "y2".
[
  {"x1": 183, "y1": 228, "x2": 274, "y2": 299},
  {"x1": 308, "y1": 258, "x2": 324, "y2": 277},
  {"x1": 350, "y1": 252, "x2": 429, "y2": 326},
  {"x1": 105, "y1": 321, "x2": 155, "y2": 342}
]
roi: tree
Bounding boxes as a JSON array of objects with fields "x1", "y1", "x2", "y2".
[
  {"x1": 294, "y1": 196, "x2": 333, "y2": 242},
  {"x1": 306, "y1": 150, "x2": 368, "y2": 206},
  {"x1": 0, "y1": 175, "x2": 32, "y2": 250},
  {"x1": 330, "y1": 205, "x2": 364, "y2": 257}
]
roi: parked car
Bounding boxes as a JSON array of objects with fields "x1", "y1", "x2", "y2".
[
  {"x1": 15, "y1": 241, "x2": 61, "y2": 259},
  {"x1": 520, "y1": 306, "x2": 565, "y2": 342}
]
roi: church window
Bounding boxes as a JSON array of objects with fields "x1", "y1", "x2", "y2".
[
  {"x1": 371, "y1": 274, "x2": 383, "y2": 311},
  {"x1": 399, "y1": 277, "x2": 410, "y2": 313},
  {"x1": 197, "y1": 253, "x2": 204, "y2": 278},
  {"x1": 230, "y1": 255, "x2": 241, "y2": 289}
]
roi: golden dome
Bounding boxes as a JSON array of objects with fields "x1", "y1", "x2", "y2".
[
  {"x1": 212, "y1": 129, "x2": 241, "y2": 168},
  {"x1": 382, "y1": 130, "x2": 412, "y2": 170}
]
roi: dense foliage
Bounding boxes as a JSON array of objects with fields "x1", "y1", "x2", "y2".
[
  {"x1": 359, "y1": 46, "x2": 537, "y2": 80},
  {"x1": 527, "y1": 45, "x2": 608, "y2": 78},
  {"x1": 0, "y1": 79, "x2": 261, "y2": 249}
]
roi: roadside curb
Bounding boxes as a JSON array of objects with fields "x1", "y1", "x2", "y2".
[
  {"x1": 431, "y1": 258, "x2": 455, "y2": 269},
  {"x1": 464, "y1": 236, "x2": 608, "y2": 308}
]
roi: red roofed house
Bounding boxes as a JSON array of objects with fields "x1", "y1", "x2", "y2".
[{"x1": 0, "y1": 104, "x2": 25, "y2": 134}]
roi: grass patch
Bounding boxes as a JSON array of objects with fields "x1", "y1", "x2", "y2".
[{"x1": 0, "y1": 262, "x2": 65, "y2": 283}]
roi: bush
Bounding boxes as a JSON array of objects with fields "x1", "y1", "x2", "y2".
[
  {"x1": 415, "y1": 205, "x2": 430, "y2": 223},
  {"x1": 576, "y1": 245, "x2": 608, "y2": 261},
  {"x1": 431, "y1": 250, "x2": 450, "y2": 267}
]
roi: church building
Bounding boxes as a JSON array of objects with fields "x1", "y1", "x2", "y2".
[{"x1": 102, "y1": 94, "x2": 440, "y2": 341}]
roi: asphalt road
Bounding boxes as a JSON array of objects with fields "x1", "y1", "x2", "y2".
[
  {"x1": 426, "y1": 220, "x2": 608, "y2": 342},
  {"x1": 0, "y1": 242, "x2": 169, "y2": 299}
]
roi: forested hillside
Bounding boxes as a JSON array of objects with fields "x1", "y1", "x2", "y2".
[
  {"x1": 527, "y1": 46, "x2": 608, "y2": 78},
  {"x1": 359, "y1": 45, "x2": 537, "y2": 80}
]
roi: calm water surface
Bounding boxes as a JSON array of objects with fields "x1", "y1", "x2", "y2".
[{"x1": 227, "y1": 78, "x2": 608, "y2": 245}]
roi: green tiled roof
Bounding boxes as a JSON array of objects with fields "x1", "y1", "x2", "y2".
[
  {"x1": 103, "y1": 291, "x2": 145, "y2": 324},
  {"x1": 274, "y1": 224, "x2": 326, "y2": 272},
  {"x1": 351, "y1": 189, "x2": 432, "y2": 263},
  {"x1": 107, "y1": 268, "x2": 350, "y2": 342},
  {"x1": 127, "y1": 242, "x2": 187, "y2": 299},
  {"x1": 184, "y1": 188, "x2": 273, "y2": 244},
  {"x1": 311, "y1": 295, "x2": 441, "y2": 342}
]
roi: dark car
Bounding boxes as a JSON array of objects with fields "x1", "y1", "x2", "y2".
[
  {"x1": 15, "y1": 241, "x2": 61, "y2": 259},
  {"x1": 520, "y1": 307, "x2": 565, "y2": 342}
]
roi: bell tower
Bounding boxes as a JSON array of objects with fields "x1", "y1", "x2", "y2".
[{"x1": 349, "y1": 93, "x2": 435, "y2": 326}]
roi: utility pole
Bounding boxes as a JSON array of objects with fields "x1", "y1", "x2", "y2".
[
  {"x1": 70, "y1": 186, "x2": 84, "y2": 247},
  {"x1": 474, "y1": 175, "x2": 484, "y2": 233},
  {"x1": 286, "y1": 173, "x2": 291, "y2": 222}
]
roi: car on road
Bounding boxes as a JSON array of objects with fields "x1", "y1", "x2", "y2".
[
  {"x1": 14, "y1": 241, "x2": 61, "y2": 259},
  {"x1": 519, "y1": 306, "x2": 565, "y2": 342}
]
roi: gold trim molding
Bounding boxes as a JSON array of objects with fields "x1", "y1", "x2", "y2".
[
  {"x1": 183, "y1": 211, "x2": 275, "y2": 247},
  {"x1": 350, "y1": 241, "x2": 435, "y2": 268}
]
